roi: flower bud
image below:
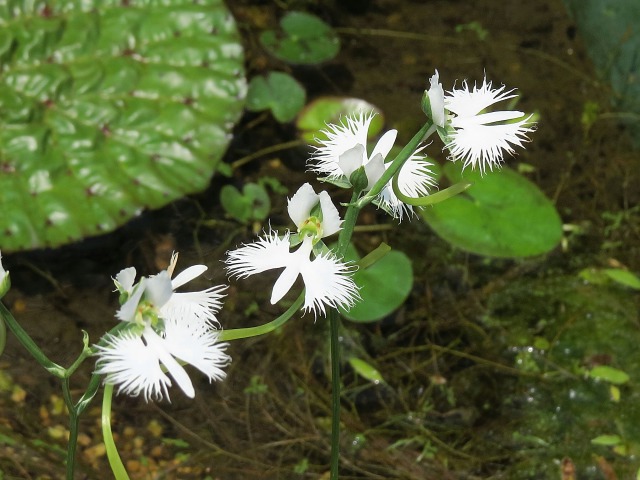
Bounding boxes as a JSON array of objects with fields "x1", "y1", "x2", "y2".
[{"x1": 0, "y1": 252, "x2": 10, "y2": 299}]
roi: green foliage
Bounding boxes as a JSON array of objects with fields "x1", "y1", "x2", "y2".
[
  {"x1": 246, "y1": 71, "x2": 306, "y2": 123},
  {"x1": 259, "y1": 11, "x2": 340, "y2": 65},
  {"x1": 0, "y1": 0, "x2": 246, "y2": 251},
  {"x1": 296, "y1": 96, "x2": 384, "y2": 145},
  {"x1": 220, "y1": 183, "x2": 270, "y2": 223},
  {"x1": 420, "y1": 162, "x2": 562, "y2": 257},
  {"x1": 563, "y1": 0, "x2": 640, "y2": 146},
  {"x1": 603, "y1": 268, "x2": 640, "y2": 290},
  {"x1": 486, "y1": 274, "x2": 640, "y2": 478},
  {"x1": 340, "y1": 243, "x2": 413, "y2": 323},
  {"x1": 243, "y1": 375, "x2": 268, "y2": 395},
  {"x1": 588, "y1": 365, "x2": 630, "y2": 385},
  {"x1": 347, "y1": 357, "x2": 385, "y2": 384}
]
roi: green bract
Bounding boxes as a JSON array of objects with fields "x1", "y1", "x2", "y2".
[
  {"x1": 0, "y1": 0, "x2": 246, "y2": 251},
  {"x1": 421, "y1": 163, "x2": 562, "y2": 257},
  {"x1": 259, "y1": 11, "x2": 340, "y2": 65}
]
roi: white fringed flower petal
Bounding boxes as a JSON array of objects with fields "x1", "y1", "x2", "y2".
[
  {"x1": 378, "y1": 148, "x2": 437, "y2": 220},
  {"x1": 443, "y1": 75, "x2": 535, "y2": 173},
  {"x1": 226, "y1": 233, "x2": 359, "y2": 317},
  {"x1": 299, "y1": 251, "x2": 360, "y2": 316},
  {"x1": 95, "y1": 330, "x2": 172, "y2": 402}
]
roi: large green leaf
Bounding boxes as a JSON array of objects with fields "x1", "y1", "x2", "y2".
[
  {"x1": 563, "y1": 0, "x2": 640, "y2": 146},
  {"x1": 420, "y1": 163, "x2": 562, "y2": 257},
  {"x1": 340, "y1": 243, "x2": 413, "y2": 323},
  {"x1": 0, "y1": 0, "x2": 246, "y2": 251}
]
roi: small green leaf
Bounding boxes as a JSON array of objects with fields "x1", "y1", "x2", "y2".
[
  {"x1": 246, "y1": 72, "x2": 306, "y2": 123},
  {"x1": 589, "y1": 365, "x2": 630, "y2": 385},
  {"x1": 260, "y1": 11, "x2": 340, "y2": 65},
  {"x1": 220, "y1": 183, "x2": 270, "y2": 222},
  {"x1": 590, "y1": 434, "x2": 622, "y2": 446},
  {"x1": 603, "y1": 268, "x2": 640, "y2": 290},
  {"x1": 420, "y1": 163, "x2": 562, "y2": 257},
  {"x1": 348, "y1": 357, "x2": 385, "y2": 384},
  {"x1": 296, "y1": 96, "x2": 384, "y2": 145},
  {"x1": 340, "y1": 243, "x2": 413, "y2": 323}
]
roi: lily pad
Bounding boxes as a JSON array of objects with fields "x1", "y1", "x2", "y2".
[
  {"x1": 246, "y1": 72, "x2": 305, "y2": 123},
  {"x1": 420, "y1": 163, "x2": 562, "y2": 257},
  {"x1": 296, "y1": 97, "x2": 384, "y2": 145},
  {"x1": 259, "y1": 11, "x2": 340, "y2": 65},
  {"x1": 0, "y1": 0, "x2": 246, "y2": 251},
  {"x1": 340, "y1": 243, "x2": 413, "y2": 323}
]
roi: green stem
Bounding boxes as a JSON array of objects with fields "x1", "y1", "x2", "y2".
[
  {"x1": 0, "y1": 305, "x2": 5, "y2": 356},
  {"x1": 328, "y1": 308, "x2": 341, "y2": 479},
  {"x1": 219, "y1": 292, "x2": 304, "y2": 341},
  {"x1": 357, "y1": 243, "x2": 391, "y2": 270},
  {"x1": 0, "y1": 302, "x2": 65, "y2": 377},
  {"x1": 392, "y1": 177, "x2": 473, "y2": 206},
  {"x1": 357, "y1": 120, "x2": 434, "y2": 209},
  {"x1": 62, "y1": 378, "x2": 80, "y2": 480},
  {"x1": 102, "y1": 383, "x2": 130, "y2": 480},
  {"x1": 76, "y1": 373, "x2": 103, "y2": 415},
  {"x1": 337, "y1": 191, "x2": 362, "y2": 256}
]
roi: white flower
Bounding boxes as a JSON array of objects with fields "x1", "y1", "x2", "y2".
[
  {"x1": 309, "y1": 113, "x2": 436, "y2": 219},
  {"x1": 378, "y1": 146, "x2": 437, "y2": 220},
  {"x1": 428, "y1": 71, "x2": 535, "y2": 173},
  {"x1": 95, "y1": 254, "x2": 230, "y2": 401},
  {"x1": 226, "y1": 183, "x2": 359, "y2": 316}
]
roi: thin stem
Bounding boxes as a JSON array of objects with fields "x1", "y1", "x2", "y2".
[
  {"x1": 62, "y1": 378, "x2": 79, "y2": 480},
  {"x1": 357, "y1": 120, "x2": 434, "y2": 209},
  {"x1": 0, "y1": 305, "x2": 5, "y2": 356},
  {"x1": 328, "y1": 308, "x2": 341, "y2": 479},
  {"x1": 337, "y1": 191, "x2": 362, "y2": 256},
  {"x1": 0, "y1": 302, "x2": 65, "y2": 377},
  {"x1": 219, "y1": 292, "x2": 304, "y2": 341},
  {"x1": 392, "y1": 177, "x2": 473, "y2": 206},
  {"x1": 102, "y1": 383, "x2": 131, "y2": 480}
]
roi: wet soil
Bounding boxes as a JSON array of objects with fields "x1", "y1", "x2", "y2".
[{"x1": 1, "y1": 1, "x2": 639, "y2": 479}]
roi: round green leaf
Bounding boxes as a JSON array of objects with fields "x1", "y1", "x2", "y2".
[
  {"x1": 341, "y1": 244, "x2": 413, "y2": 323},
  {"x1": 296, "y1": 96, "x2": 384, "y2": 145},
  {"x1": 259, "y1": 11, "x2": 340, "y2": 65},
  {"x1": 420, "y1": 163, "x2": 562, "y2": 257},
  {"x1": 246, "y1": 72, "x2": 306, "y2": 123},
  {"x1": 0, "y1": 1, "x2": 246, "y2": 251}
]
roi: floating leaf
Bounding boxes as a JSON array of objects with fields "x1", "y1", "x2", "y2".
[
  {"x1": 0, "y1": 1, "x2": 246, "y2": 251},
  {"x1": 296, "y1": 96, "x2": 384, "y2": 145},
  {"x1": 259, "y1": 11, "x2": 340, "y2": 65},
  {"x1": 589, "y1": 365, "x2": 630, "y2": 385},
  {"x1": 348, "y1": 357, "x2": 385, "y2": 384},
  {"x1": 340, "y1": 243, "x2": 413, "y2": 323},
  {"x1": 420, "y1": 163, "x2": 562, "y2": 257},
  {"x1": 246, "y1": 71, "x2": 305, "y2": 123}
]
